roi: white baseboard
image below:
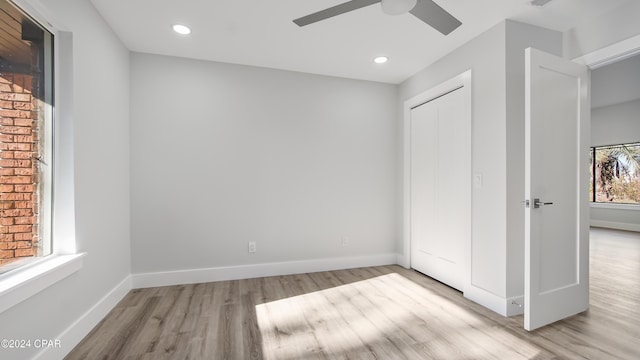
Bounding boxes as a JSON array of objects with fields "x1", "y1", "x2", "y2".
[
  {"x1": 395, "y1": 254, "x2": 410, "y2": 269},
  {"x1": 591, "y1": 220, "x2": 640, "y2": 232},
  {"x1": 132, "y1": 253, "x2": 398, "y2": 289},
  {"x1": 464, "y1": 284, "x2": 524, "y2": 317},
  {"x1": 506, "y1": 295, "x2": 525, "y2": 316},
  {"x1": 33, "y1": 275, "x2": 132, "y2": 360}
]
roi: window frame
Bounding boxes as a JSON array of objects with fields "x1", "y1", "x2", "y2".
[
  {"x1": 0, "y1": 0, "x2": 83, "y2": 315},
  {"x1": 590, "y1": 141, "x2": 640, "y2": 208}
]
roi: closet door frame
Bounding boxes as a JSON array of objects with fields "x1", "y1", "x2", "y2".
[{"x1": 402, "y1": 70, "x2": 472, "y2": 291}]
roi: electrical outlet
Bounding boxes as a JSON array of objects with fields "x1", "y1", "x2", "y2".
[
  {"x1": 248, "y1": 241, "x2": 256, "y2": 253},
  {"x1": 341, "y1": 236, "x2": 349, "y2": 247}
]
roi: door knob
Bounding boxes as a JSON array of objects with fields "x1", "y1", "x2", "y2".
[{"x1": 533, "y1": 198, "x2": 553, "y2": 208}]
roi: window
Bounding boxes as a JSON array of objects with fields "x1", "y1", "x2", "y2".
[
  {"x1": 590, "y1": 142, "x2": 640, "y2": 205},
  {"x1": 0, "y1": 0, "x2": 53, "y2": 272}
]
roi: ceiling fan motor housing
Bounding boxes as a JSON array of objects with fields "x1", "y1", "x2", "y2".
[{"x1": 381, "y1": 0, "x2": 418, "y2": 15}]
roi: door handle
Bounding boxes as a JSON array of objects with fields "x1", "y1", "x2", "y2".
[{"x1": 533, "y1": 198, "x2": 553, "y2": 208}]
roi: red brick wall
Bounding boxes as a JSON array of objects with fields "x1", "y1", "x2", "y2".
[{"x1": 0, "y1": 73, "x2": 40, "y2": 265}]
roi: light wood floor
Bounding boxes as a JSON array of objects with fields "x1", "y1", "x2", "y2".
[{"x1": 67, "y1": 228, "x2": 640, "y2": 359}]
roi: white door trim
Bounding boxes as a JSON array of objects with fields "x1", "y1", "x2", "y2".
[
  {"x1": 402, "y1": 70, "x2": 472, "y2": 287},
  {"x1": 572, "y1": 33, "x2": 640, "y2": 69}
]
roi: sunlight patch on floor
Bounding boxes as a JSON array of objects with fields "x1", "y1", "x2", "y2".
[{"x1": 255, "y1": 272, "x2": 543, "y2": 359}]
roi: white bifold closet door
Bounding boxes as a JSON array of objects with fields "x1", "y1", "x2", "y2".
[{"x1": 410, "y1": 87, "x2": 469, "y2": 292}]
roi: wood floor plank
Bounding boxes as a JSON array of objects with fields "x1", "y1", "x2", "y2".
[
  {"x1": 67, "y1": 229, "x2": 640, "y2": 359},
  {"x1": 257, "y1": 275, "x2": 327, "y2": 359}
]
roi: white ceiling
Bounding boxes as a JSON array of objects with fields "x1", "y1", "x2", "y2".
[{"x1": 89, "y1": 0, "x2": 630, "y2": 84}]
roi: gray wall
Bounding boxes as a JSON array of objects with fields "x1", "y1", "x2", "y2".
[
  {"x1": 592, "y1": 55, "x2": 640, "y2": 109},
  {"x1": 592, "y1": 99, "x2": 640, "y2": 146},
  {"x1": 0, "y1": 0, "x2": 131, "y2": 358},
  {"x1": 130, "y1": 53, "x2": 398, "y2": 274}
]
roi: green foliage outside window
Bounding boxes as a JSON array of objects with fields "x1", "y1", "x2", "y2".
[{"x1": 590, "y1": 143, "x2": 640, "y2": 204}]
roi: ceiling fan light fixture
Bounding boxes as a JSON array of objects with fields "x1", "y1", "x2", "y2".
[
  {"x1": 530, "y1": 0, "x2": 553, "y2": 6},
  {"x1": 381, "y1": 0, "x2": 418, "y2": 16}
]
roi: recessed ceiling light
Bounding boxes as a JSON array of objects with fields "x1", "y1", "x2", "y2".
[
  {"x1": 172, "y1": 24, "x2": 191, "y2": 35},
  {"x1": 374, "y1": 56, "x2": 388, "y2": 64}
]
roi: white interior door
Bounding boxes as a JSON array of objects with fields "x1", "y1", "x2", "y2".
[
  {"x1": 524, "y1": 47, "x2": 590, "y2": 331},
  {"x1": 410, "y1": 87, "x2": 469, "y2": 291}
]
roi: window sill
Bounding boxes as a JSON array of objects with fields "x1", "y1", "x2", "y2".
[
  {"x1": 0, "y1": 253, "x2": 85, "y2": 314},
  {"x1": 590, "y1": 202, "x2": 640, "y2": 211}
]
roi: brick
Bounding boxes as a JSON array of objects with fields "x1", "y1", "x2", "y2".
[
  {"x1": 0, "y1": 126, "x2": 32, "y2": 135},
  {"x1": 13, "y1": 136, "x2": 37, "y2": 144},
  {"x1": 15, "y1": 201, "x2": 31, "y2": 209},
  {"x1": 9, "y1": 209, "x2": 32, "y2": 217},
  {"x1": 13, "y1": 102, "x2": 32, "y2": 111},
  {"x1": 14, "y1": 232, "x2": 33, "y2": 240},
  {"x1": 14, "y1": 151, "x2": 32, "y2": 159},
  {"x1": 0, "y1": 193, "x2": 30, "y2": 201},
  {"x1": 0, "y1": 176, "x2": 32, "y2": 184},
  {"x1": 0, "y1": 109, "x2": 31, "y2": 118},
  {"x1": 14, "y1": 216, "x2": 35, "y2": 225},
  {"x1": 12, "y1": 75, "x2": 24, "y2": 93},
  {"x1": 5, "y1": 159, "x2": 30, "y2": 167},
  {"x1": 14, "y1": 185, "x2": 34, "y2": 192},
  {"x1": 14, "y1": 168, "x2": 33, "y2": 176},
  {"x1": 0, "y1": 210, "x2": 32, "y2": 219},
  {"x1": 13, "y1": 118, "x2": 33, "y2": 126},
  {"x1": 14, "y1": 75, "x2": 32, "y2": 93},
  {"x1": 0, "y1": 249, "x2": 14, "y2": 258},
  {"x1": 0, "y1": 202, "x2": 15, "y2": 210},
  {"x1": 0, "y1": 84, "x2": 12, "y2": 92},
  {"x1": 6, "y1": 224, "x2": 32, "y2": 233},
  {"x1": 0, "y1": 68, "x2": 40, "y2": 263},
  {"x1": 0, "y1": 159, "x2": 31, "y2": 167},
  {"x1": 12, "y1": 74, "x2": 22, "y2": 86},
  {"x1": 0, "y1": 242, "x2": 17, "y2": 250},
  {"x1": 14, "y1": 248, "x2": 34, "y2": 257},
  {"x1": 0, "y1": 233, "x2": 13, "y2": 240},
  {"x1": 14, "y1": 135, "x2": 33, "y2": 143},
  {"x1": 0, "y1": 143, "x2": 32, "y2": 151},
  {"x1": 15, "y1": 241, "x2": 31, "y2": 249},
  {"x1": 0, "y1": 184, "x2": 13, "y2": 192},
  {"x1": 0, "y1": 93, "x2": 30, "y2": 102}
]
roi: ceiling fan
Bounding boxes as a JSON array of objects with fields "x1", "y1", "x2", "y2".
[{"x1": 293, "y1": 0, "x2": 462, "y2": 35}]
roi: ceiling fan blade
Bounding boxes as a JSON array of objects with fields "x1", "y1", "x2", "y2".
[
  {"x1": 409, "y1": 0, "x2": 461, "y2": 35},
  {"x1": 294, "y1": 0, "x2": 382, "y2": 27}
]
